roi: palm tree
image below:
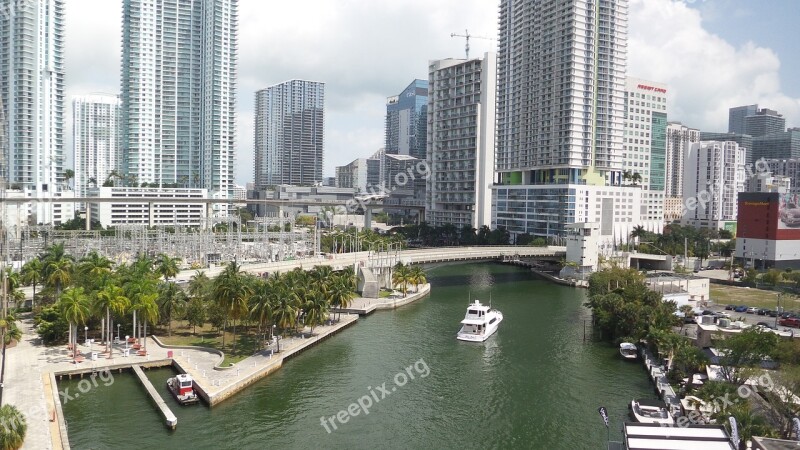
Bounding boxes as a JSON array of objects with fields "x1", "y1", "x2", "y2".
[
  {"x1": 329, "y1": 277, "x2": 354, "y2": 321},
  {"x1": 158, "y1": 282, "x2": 187, "y2": 336},
  {"x1": 392, "y1": 263, "x2": 412, "y2": 296},
  {"x1": 630, "y1": 225, "x2": 646, "y2": 252},
  {"x1": 631, "y1": 172, "x2": 642, "y2": 186},
  {"x1": 409, "y1": 266, "x2": 427, "y2": 293},
  {"x1": 155, "y1": 253, "x2": 180, "y2": 282},
  {"x1": 93, "y1": 284, "x2": 129, "y2": 353},
  {"x1": 0, "y1": 404, "x2": 27, "y2": 450},
  {"x1": 20, "y1": 259, "x2": 42, "y2": 309},
  {"x1": 302, "y1": 290, "x2": 329, "y2": 334},
  {"x1": 63, "y1": 169, "x2": 74, "y2": 190},
  {"x1": 78, "y1": 251, "x2": 113, "y2": 290},
  {"x1": 59, "y1": 287, "x2": 90, "y2": 362},
  {"x1": 138, "y1": 293, "x2": 160, "y2": 353},
  {"x1": 46, "y1": 259, "x2": 73, "y2": 304},
  {"x1": 250, "y1": 280, "x2": 274, "y2": 348},
  {"x1": 273, "y1": 295, "x2": 298, "y2": 338},
  {"x1": 213, "y1": 261, "x2": 252, "y2": 350},
  {"x1": 188, "y1": 270, "x2": 209, "y2": 300}
]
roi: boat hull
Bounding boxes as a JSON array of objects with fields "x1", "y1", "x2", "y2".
[
  {"x1": 629, "y1": 400, "x2": 674, "y2": 424},
  {"x1": 457, "y1": 316, "x2": 503, "y2": 342},
  {"x1": 167, "y1": 378, "x2": 200, "y2": 405}
]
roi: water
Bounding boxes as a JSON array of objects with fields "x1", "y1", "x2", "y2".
[{"x1": 59, "y1": 263, "x2": 656, "y2": 449}]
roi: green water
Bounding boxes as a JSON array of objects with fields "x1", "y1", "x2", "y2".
[{"x1": 59, "y1": 263, "x2": 655, "y2": 449}]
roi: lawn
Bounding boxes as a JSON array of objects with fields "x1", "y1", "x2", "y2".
[
  {"x1": 709, "y1": 285, "x2": 800, "y2": 311},
  {"x1": 156, "y1": 321, "x2": 270, "y2": 365}
]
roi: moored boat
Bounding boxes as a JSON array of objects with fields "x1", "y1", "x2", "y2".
[
  {"x1": 167, "y1": 373, "x2": 199, "y2": 405},
  {"x1": 457, "y1": 300, "x2": 503, "y2": 342},
  {"x1": 619, "y1": 342, "x2": 638, "y2": 360},
  {"x1": 629, "y1": 399, "x2": 674, "y2": 424}
]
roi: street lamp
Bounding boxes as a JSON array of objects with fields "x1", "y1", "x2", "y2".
[
  {"x1": 84, "y1": 326, "x2": 88, "y2": 346},
  {"x1": 117, "y1": 324, "x2": 121, "y2": 342},
  {"x1": 272, "y1": 325, "x2": 281, "y2": 353}
]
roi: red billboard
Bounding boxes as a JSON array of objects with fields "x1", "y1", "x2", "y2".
[{"x1": 738, "y1": 192, "x2": 800, "y2": 240}]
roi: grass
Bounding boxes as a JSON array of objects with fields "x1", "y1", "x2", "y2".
[
  {"x1": 379, "y1": 290, "x2": 392, "y2": 298},
  {"x1": 156, "y1": 321, "x2": 270, "y2": 365},
  {"x1": 709, "y1": 285, "x2": 800, "y2": 311}
]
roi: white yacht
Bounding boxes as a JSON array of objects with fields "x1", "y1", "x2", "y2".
[
  {"x1": 457, "y1": 300, "x2": 503, "y2": 342},
  {"x1": 619, "y1": 342, "x2": 638, "y2": 360},
  {"x1": 630, "y1": 399, "x2": 674, "y2": 424}
]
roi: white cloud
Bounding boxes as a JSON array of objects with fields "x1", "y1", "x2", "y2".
[
  {"x1": 628, "y1": 0, "x2": 800, "y2": 131},
  {"x1": 63, "y1": 0, "x2": 800, "y2": 185}
]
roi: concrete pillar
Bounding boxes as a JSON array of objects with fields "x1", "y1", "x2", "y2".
[
  {"x1": 364, "y1": 208, "x2": 372, "y2": 230},
  {"x1": 206, "y1": 202, "x2": 213, "y2": 230},
  {"x1": 85, "y1": 202, "x2": 91, "y2": 231},
  {"x1": 148, "y1": 202, "x2": 155, "y2": 228}
]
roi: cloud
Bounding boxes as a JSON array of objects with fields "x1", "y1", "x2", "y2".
[{"x1": 628, "y1": 0, "x2": 800, "y2": 131}]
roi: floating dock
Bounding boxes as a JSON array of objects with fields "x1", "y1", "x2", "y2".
[{"x1": 132, "y1": 365, "x2": 177, "y2": 429}]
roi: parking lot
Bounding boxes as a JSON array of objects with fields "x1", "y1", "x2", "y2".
[{"x1": 703, "y1": 303, "x2": 795, "y2": 329}]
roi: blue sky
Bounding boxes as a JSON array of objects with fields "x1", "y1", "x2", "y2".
[{"x1": 694, "y1": 0, "x2": 800, "y2": 98}]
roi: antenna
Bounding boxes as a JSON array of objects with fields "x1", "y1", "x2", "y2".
[{"x1": 450, "y1": 29, "x2": 495, "y2": 59}]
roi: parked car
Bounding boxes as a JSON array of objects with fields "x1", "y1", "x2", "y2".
[
  {"x1": 757, "y1": 321, "x2": 777, "y2": 330},
  {"x1": 781, "y1": 312, "x2": 798, "y2": 319},
  {"x1": 768, "y1": 310, "x2": 781, "y2": 317},
  {"x1": 779, "y1": 317, "x2": 800, "y2": 328},
  {"x1": 746, "y1": 307, "x2": 759, "y2": 314},
  {"x1": 701, "y1": 310, "x2": 716, "y2": 316},
  {"x1": 757, "y1": 308, "x2": 770, "y2": 316},
  {"x1": 725, "y1": 304, "x2": 736, "y2": 310},
  {"x1": 734, "y1": 305, "x2": 749, "y2": 313}
]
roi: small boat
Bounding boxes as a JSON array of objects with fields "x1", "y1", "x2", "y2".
[
  {"x1": 630, "y1": 399, "x2": 674, "y2": 424},
  {"x1": 167, "y1": 373, "x2": 199, "y2": 405},
  {"x1": 619, "y1": 342, "x2": 638, "y2": 360},
  {"x1": 457, "y1": 300, "x2": 503, "y2": 342}
]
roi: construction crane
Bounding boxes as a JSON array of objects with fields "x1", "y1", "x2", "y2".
[{"x1": 450, "y1": 29, "x2": 495, "y2": 59}]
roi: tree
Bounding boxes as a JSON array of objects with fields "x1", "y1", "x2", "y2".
[
  {"x1": 158, "y1": 282, "x2": 187, "y2": 336},
  {"x1": 93, "y1": 284, "x2": 129, "y2": 353},
  {"x1": 20, "y1": 259, "x2": 43, "y2": 309},
  {"x1": 59, "y1": 287, "x2": 91, "y2": 362},
  {"x1": 185, "y1": 297, "x2": 206, "y2": 335},
  {"x1": 42, "y1": 243, "x2": 74, "y2": 304},
  {"x1": 409, "y1": 266, "x2": 427, "y2": 292},
  {"x1": 138, "y1": 293, "x2": 159, "y2": 353},
  {"x1": 630, "y1": 225, "x2": 646, "y2": 252},
  {"x1": 392, "y1": 263, "x2": 412, "y2": 296},
  {"x1": 302, "y1": 290, "x2": 329, "y2": 334},
  {"x1": 188, "y1": 270, "x2": 210, "y2": 300},
  {"x1": 715, "y1": 327, "x2": 780, "y2": 385},
  {"x1": 213, "y1": 261, "x2": 252, "y2": 351},
  {"x1": 0, "y1": 404, "x2": 27, "y2": 450},
  {"x1": 631, "y1": 172, "x2": 642, "y2": 186},
  {"x1": 63, "y1": 169, "x2": 74, "y2": 190},
  {"x1": 155, "y1": 253, "x2": 180, "y2": 282},
  {"x1": 328, "y1": 277, "x2": 354, "y2": 321},
  {"x1": 249, "y1": 280, "x2": 274, "y2": 346}
]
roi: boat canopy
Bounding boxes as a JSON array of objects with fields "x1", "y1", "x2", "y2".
[
  {"x1": 461, "y1": 318, "x2": 485, "y2": 325},
  {"x1": 636, "y1": 399, "x2": 667, "y2": 408},
  {"x1": 620, "y1": 343, "x2": 637, "y2": 350}
]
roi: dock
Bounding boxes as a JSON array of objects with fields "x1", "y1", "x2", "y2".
[
  {"x1": 641, "y1": 349, "x2": 682, "y2": 416},
  {"x1": 131, "y1": 365, "x2": 177, "y2": 429}
]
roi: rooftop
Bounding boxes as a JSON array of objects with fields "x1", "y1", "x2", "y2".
[{"x1": 623, "y1": 423, "x2": 735, "y2": 450}]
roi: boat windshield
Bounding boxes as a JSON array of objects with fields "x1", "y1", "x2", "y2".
[{"x1": 180, "y1": 380, "x2": 192, "y2": 388}]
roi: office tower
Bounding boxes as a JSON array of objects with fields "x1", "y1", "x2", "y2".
[
  {"x1": 623, "y1": 78, "x2": 667, "y2": 227},
  {"x1": 682, "y1": 141, "x2": 746, "y2": 230},
  {"x1": 121, "y1": 0, "x2": 237, "y2": 197},
  {"x1": 493, "y1": 0, "x2": 644, "y2": 242},
  {"x1": 0, "y1": 0, "x2": 68, "y2": 224},
  {"x1": 751, "y1": 129, "x2": 800, "y2": 162},
  {"x1": 73, "y1": 95, "x2": 121, "y2": 206},
  {"x1": 426, "y1": 53, "x2": 496, "y2": 229},
  {"x1": 385, "y1": 80, "x2": 428, "y2": 159},
  {"x1": 335, "y1": 157, "x2": 380, "y2": 192},
  {"x1": 745, "y1": 108, "x2": 786, "y2": 137},
  {"x1": 254, "y1": 80, "x2": 325, "y2": 188},
  {"x1": 665, "y1": 123, "x2": 700, "y2": 222},
  {"x1": 699, "y1": 131, "x2": 753, "y2": 165},
  {"x1": 728, "y1": 104, "x2": 758, "y2": 135}
]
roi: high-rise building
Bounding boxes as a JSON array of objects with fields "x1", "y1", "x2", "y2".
[
  {"x1": 751, "y1": 129, "x2": 800, "y2": 162},
  {"x1": 254, "y1": 80, "x2": 325, "y2": 188},
  {"x1": 665, "y1": 123, "x2": 700, "y2": 222},
  {"x1": 682, "y1": 141, "x2": 746, "y2": 230},
  {"x1": 73, "y1": 95, "x2": 121, "y2": 207},
  {"x1": 335, "y1": 157, "x2": 380, "y2": 193},
  {"x1": 728, "y1": 104, "x2": 758, "y2": 135},
  {"x1": 623, "y1": 78, "x2": 667, "y2": 228},
  {"x1": 385, "y1": 80, "x2": 428, "y2": 159},
  {"x1": 426, "y1": 53, "x2": 496, "y2": 229},
  {"x1": 765, "y1": 158, "x2": 800, "y2": 195},
  {"x1": 699, "y1": 131, "x2": 753, "y2": 165},
  {"x1": 0, "y1": 0, "x2": 70, "y2": 225},
  {"x1": 745, "y1": 108, "x2": 786, "y2": 138},
  {"x1": 493, "y1": 0, "x2": 645, "y2": 243},
  {"x1": 121, "y1": 0, "x2": 237, "y2": 198}
]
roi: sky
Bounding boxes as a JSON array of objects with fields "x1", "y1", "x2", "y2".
[{"x1": 63, "y1": 0, "x2": 800, "y2": 185}]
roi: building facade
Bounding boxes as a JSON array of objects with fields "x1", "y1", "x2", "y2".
[
  {"x1": 0, "y1": 0, "x2": 67, "y2": 224},
  {"x1": 624, "y1": 78, "x2": 667, "y2": 229},
  {"x1": 120, "y1": 0, "x2": 237, "y2": 198},
  {"x1": 88, "y1": 186, "x2": 208, "y2": 228},
  {"x1": 73, "y1": 95, "x2": 121, "y2": 208},
  {"x1": 728, "y1": 105, "x2": 758, "y2": 135},
  {"x1": 254, "y1": 80, "x2": 325, "y2": 188},
  {"x1": 682, "y1": 141, "x2": 746, "y2": 230},
  {"x1": 736, "y1": 192, "x2": 800, "y2": 269},
  {"x1": 699, "y1": 132, "x2": 753, "y2": 165},
  {"x1": 764, "y1": 159, "x2": 800, "y2": 195},
  {"x1": 335, "y1": 157, "x2": 380, "y2": 193},
  {"x1": 745, "y1": 108, "x2": 786, "y2": 138},
  {"x1": 493, "y1": 0, "x2": 646, "y2": 242},
  {"x1": 385, "y1": 80, "x2": 428, "y2": 160},
  {"x1": 751, "y1": 129, "x2": 800, "y2": 162},
  {"x1": 426, "y1": 53, "x2": 496, "y2": 229},
  {"x1": 665, "y1": 123, "x2": 700, "y2": 222}
]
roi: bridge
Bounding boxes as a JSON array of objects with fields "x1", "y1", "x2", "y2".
[{"x1": 171, "y1": 246, "x2": 566, "y2": 282}]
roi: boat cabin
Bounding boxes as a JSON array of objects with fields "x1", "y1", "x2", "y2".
[{"x1": 176, "y1": 374, "x2": 194, "y2": 396}]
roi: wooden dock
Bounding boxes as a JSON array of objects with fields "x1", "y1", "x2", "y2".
[{"x1": 132, "y1": 365, "x2": 177, "y2": 429}]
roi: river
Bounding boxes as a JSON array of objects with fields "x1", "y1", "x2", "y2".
[{"x1": 59, "y1": 262, "x2": 656, "y2": 449}]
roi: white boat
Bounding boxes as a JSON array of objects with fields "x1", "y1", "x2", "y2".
[
  {"x1": 619, "y1": 342, "x2": 638, "y2": 360},
  {"x1": 457, "y1": 300, "x2": 503, "y2": 342},
  {"x1": 630, "y1": 399, "x2": 674, "y2": 424}
]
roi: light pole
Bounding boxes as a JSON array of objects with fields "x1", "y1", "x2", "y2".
[
  {"x1": 116, "y1": 324, "x2": 120, "y2": 342},
  {"x1": 84, "y1": 326, "x2": 88, "y2": 346},
  {"x1": 272, "y1": 325, "x2": 281, "y2": 353}
]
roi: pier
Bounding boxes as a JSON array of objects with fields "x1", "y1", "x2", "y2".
[{"x1": 132, "y1": 365, "x2": 177, "y2": 430}]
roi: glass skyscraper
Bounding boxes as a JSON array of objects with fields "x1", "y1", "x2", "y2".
[
  {"x1": 385, "y1": 80, "x2": 428, "y2": 159},
  {"x1": 120, "y1": 0, "x2": 237, "y2": 197},
  {"x1": 728, "y1": 104, "x2": 758, "y2": 135},
  {"x1": 254, "y1": 80, "x2": 325, "y2": 188}
]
